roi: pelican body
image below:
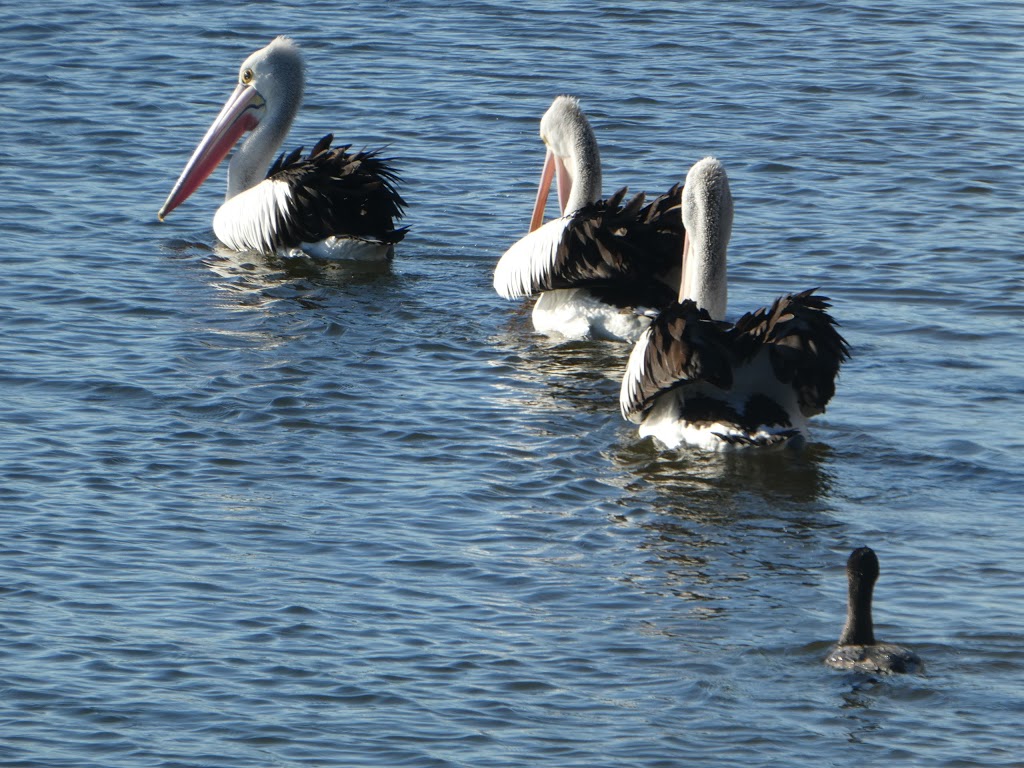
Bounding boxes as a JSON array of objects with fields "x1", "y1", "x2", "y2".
[
  {"x1": 494, "y1": 96, "x2": 683, "y2": 342},
  {"x1": 620, "y1": 158, "x2": 849, "y2": 451},
  {"x1": 825, "y1": 547, "x2": 923, "y2": 674},
  {"x1": 158, "y1": 37, "x2": 406, "y2": 260}
]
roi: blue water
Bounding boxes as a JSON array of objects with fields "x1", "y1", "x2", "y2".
[{"x1": 1, "y1": 1, "x2": 1023, "y2": 766}]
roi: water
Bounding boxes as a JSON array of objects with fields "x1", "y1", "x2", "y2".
[{"x1": 1, "y1": 1, "x2": 1022, "y2": 766}]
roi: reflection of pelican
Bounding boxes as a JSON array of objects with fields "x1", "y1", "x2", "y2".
[
  {"x1": 199, "y1": 242, "x2": 397, "y2": 309},
  {"x1": 158, "y1": 37, "x2": 406, "y2": 261},
  {"x1": 826, "y1": 547, "x2": 922, "y2": 674},
  {"x1": 605, "y1": 441, "x2": 834, "y2": 624},
  {"x1": 620, "y1": 158, "x2": 849, "y2": 451},
  {"x1": 494, "y1": 95, "x2": 683, "y2": 342},
  {"x1": 610, "y1": 434, "x2": 834, "y2": 524}
]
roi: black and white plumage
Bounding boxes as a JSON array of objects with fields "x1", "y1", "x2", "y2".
[
  {"x1": 493, "y1": 95, "x2": 684, "y2": 341},
  {"x1": 619, "y1": 157, "x2": 849, "y2": 451},
  {"x1": 158, "y1": 36, "x2": 406, "y2": 260},
  {"x1": 825, "y1": 547, "x2": 923, "y2": 675}
]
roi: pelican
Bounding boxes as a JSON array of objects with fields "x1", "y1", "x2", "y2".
[
  {"x1": 493, "y1": 95, "x2": 683, "y2": 342},
  {"x1": 620, "y1": 157, "x2": 850, "y2": 451},
  {"x1": 157, "y1": 37, "x2": 406, "y2": 261},
  {"x1": 825, "y1": 547, "x2": 923, "y2": 674}
]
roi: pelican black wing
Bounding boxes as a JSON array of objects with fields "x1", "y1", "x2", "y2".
[
  {"x1": 730, "y1": 289, "x2": 851, "y2": 416},
  {"x1": 620, "y1": 299, "x2": 734, "y2": 422},
  {"x1": 495, "y1": 184, "x2": 683, "y2": 308},
  {"x1": 266, "y1": 134, "x2": 407, "y2": 249},
  {"x1": 551, "y1": 184, "x2": 683, "y2": 306}
]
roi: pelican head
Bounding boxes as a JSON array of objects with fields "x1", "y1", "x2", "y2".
[
  {"x1": 158, "y1": 36, "x2": 305, "y2": 221},
  {"x1": 679, "y1": 157, "x2": 733, "y2": 321},
  {"x1": 529, "y1": 95, "x2": 602, "y2": 232}
]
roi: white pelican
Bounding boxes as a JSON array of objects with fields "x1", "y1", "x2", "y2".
[
  {"x1": 620, "y1": 157, "x2": 849, "y2": 451},
  {"x1": 493, "y1": 95, "x2": 683, "y2": 342},
  {"x1": 158, "y1": 36, "x2": 406, "y2": 261},
  {"x1": 825, "y1": 547, "x2": 923, "y2": 674}
]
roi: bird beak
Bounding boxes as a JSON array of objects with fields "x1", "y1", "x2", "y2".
[
  {"x1": 678, "y1": 231, "x2": 691, "y2": 303},
  {"x1": 158, "y1": 83, "x2": 265, "y2": 220},
  {"x1": 529, "y1": 148, "x2": 556, "y2": 232},
  {"x1": 528, "y1": 148, "x2": 572, "y2": 232}
]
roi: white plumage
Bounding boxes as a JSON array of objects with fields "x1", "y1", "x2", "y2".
[
  {"x1": 493, "y1": 216, "x2": 568, "y2": 300},
  {"x1": 213, "y1": 178, "x2": 294, "y2": 254}
]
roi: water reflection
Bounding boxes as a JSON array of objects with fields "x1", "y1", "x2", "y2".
[
  {"x1": 488, "y1": 302, "x2": 633, "y2": 416},
  {"x1": 603, "y1": 402, "x2": 848, "y2": 653},
  {"x1": 162, "y1": 237, "x2": 401, "y2": 314},
  {"x1": 613, "y1": 439, "x2": 837, "y2": 516},
  {"x1": 204, "y1": 244, "x2": 395, "y2": 305},
  {"x1": 490, "y1": 308, "x2": 844, "y2": 634},
  {"x1": 158, "y1": 240, "x2": 414, "y2": 368}
]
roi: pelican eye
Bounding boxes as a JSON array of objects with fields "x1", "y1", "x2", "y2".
[{"x1": 241, "y1": 68, "x2": 254, "y2": 85}]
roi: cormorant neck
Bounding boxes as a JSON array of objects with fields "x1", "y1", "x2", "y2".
[{"x1": 839, "y1": 571, "x2": 876, "y2": 646}]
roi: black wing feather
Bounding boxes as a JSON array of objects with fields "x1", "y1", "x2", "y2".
[
  {"x1": 541, "y1": 183, "x2": 684, "y2": 309},
  {"x1": 730, "y1": 289, "x2": 851, "y2": 416},
  {"x1": 622, "y1": 299, "x2": 734, "y2": 422},
  {"x1": 265, "y1": 134, "x2": 407, "y2": 251}
]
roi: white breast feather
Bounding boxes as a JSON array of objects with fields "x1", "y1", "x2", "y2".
[
  {"x1": 214, "y1": 179, "x2": 294, "y2": 254},
  {"x1": 493, "y1": 216, "x2": 570, "y2": 299}
]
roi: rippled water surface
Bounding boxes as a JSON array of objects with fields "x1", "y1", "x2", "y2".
[{"x1": 2, "y1": 1, "x2": 1023, "y2": 766}]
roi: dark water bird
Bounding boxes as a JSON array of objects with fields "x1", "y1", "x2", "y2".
[
  {"x1": 493, "y1": 95, "x2": 684, "y2": 341},
  {"x1": 158, "y1": 36, "x2": 406, "y2": 261},
  {"x1": 825, "y1": 546, "x2": 923, "y2": 674},
  {"x1": 619, "y1": 157, "x2": 849, "y2": 451}
]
